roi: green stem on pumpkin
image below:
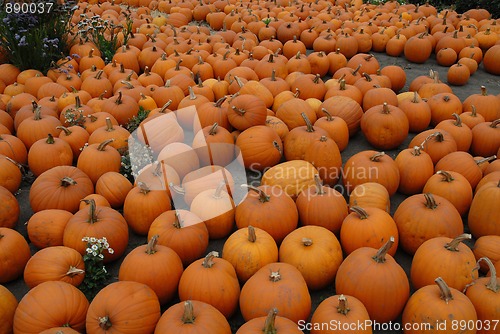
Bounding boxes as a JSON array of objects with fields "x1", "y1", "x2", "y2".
[{"x1": 372, "y1": 236, "x2": 395, "y2": 263}]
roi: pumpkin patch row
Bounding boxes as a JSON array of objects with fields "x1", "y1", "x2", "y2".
[{"x1": 0, "y1": 0, "x2": 500, "y2": 332}]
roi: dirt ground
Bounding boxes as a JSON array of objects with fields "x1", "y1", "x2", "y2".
[{"x1": 4, "y1": 50, "x2": 500, "y2": 333}]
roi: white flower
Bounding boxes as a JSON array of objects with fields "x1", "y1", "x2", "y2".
[
  {"x1": 108, "y1": 248, "x2": 114, "y2": 254},
  {"x1": 90, "y1": 237, "x2": 96, "y2": 243},
  {"x1": 91, "y1": 244, "x2": 98, "y2": 251},
  {"x1": 92, "y1": 251, "x2": 97, "y2": 256},
  {"x1": 102, "y1": 267, "x2": 107, "y2": 273},
  {"x1": 86, "y1": 248, "x2": 93, "y2": 254},
  {"x1": 98, "y1": 254, "x2": 104, "y2": 259},
  {"x1": 104, "y1": 242, "x2": 109, "y2": 248}
]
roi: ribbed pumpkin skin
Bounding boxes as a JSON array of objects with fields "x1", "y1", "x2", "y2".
[
  {"x1": 13, "y1": 281, "x2": 89, "y2": 334},
  {"x1": 335, "y1": 243, "x2": 410, "y2": 323},
  {"x1": 85, "y1": 281, "x2": 161, "y2": 334},
  {"x1": 468, "y1": 182, "x2": 500, "y2": 238},
  {"x1": 0, "y1": 284, "x2": 18, "y2": 334},
  {"x1": 239, "y1": 262, "x2": 311, "y2": 324},
  {"x1": 0, "y1": 227, "x2": 31, "y2": 283},
  {"x1": 154, "y1": 300, "x2": 231, "y2": 334},
  {"x1": 23, "y1": 246, "x2": 85, "y2": 289}
]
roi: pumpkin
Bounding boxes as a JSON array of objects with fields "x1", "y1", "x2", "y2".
[
  {"x1": 95, "y1": 171, "x2": 133, "y2": 209},
  {"x1": 320, "y1": 96, "x2": 364, "y2": 137},
  {"x1": 335, "y1": 237, "x2": 410, "y2": 323},
  {"x1": 394, "y1": 193, "x2": 464, "y2": 255},
  {"x1": 408, "y1": 130, "x2": 458, "y2": 165},
  {"x1": 0, "y1": 227, "x2": 31, "y2": 283},
  {"x1": 157, "y1": 142, "x2": 200, "y2": 181},
  {"x1": 135, "y1": 112, "x2": 184, "y2": 154},
  {"x1": 123, "y1": 182, "x2": 171, "y2": 235},
  {"x1": 178, "y1": 251, "x2": 240, "y2": 318},
  {"x1": 0, "y1": 284, "x2": 18, "y2": 334},
  {"x1": 154, "y1": 300, "x2": 231, "y2": 334},
  {"x1": 27, "y1": 134, "x2": 73, "y2": 177},
  {"x1": 227, "y1": 94, "x2": 267, "y2": 131},
  {"x1": 39, "y1": 328, "x2": 80, "y2": 334},
  {"x1": 235, "y1": 125, "x2": 282, "y2": 171},
  {"x1": 16, "y1": 104, "x2": 62, "y2": 150},
  {"x1": 192, "y1": 123, "x2": 235, "y2": 167},
  {"x1": 239, "y1": 262, "x2": 311, "y2": 323},
  {"x1": 468, "y1": 180, "x2": 500, "y2": 238},
  {"x1": 57, "y1": 125, "x2": 90, "y2": 160},
  {"x1": 63, "y1": 199, "x2": 129, "y2": 263},
  {"x1": 295, "y1": 174, "x2": 348, "y2": 234},
  {"x1": 235, "y1": 184, "x2": 298, "y2": 244},
  {"x1": 395, "y1": 146, "x2": 434, "y2": 195},
  {"x1": 189, "y1": 178, "x2": 235, "y2": 239},
  {"x1": 85, "y1": 281, "x2": 161, "y2": 333},
  {"x1": 434, "y1": 151, "x2": 486, "y2": 190},
  {"x1": 260, "y1": 160, "x2": 318, "y2": 200},
  {"x1": 13, "y1": 281, "x2": 88, "y2": 333},
  {"x1": 148, "y1": 209, "x2": 209, "y2": 267},
  {"x1": 340, "y1": 206, "x2": 399, "y2": 257},
  {"x1": 349, "y1": 182, "x2": 391, "y2": 213},
  {"x1": 87, "y1": 117, "x2": 130, "y2": 152},
  {"x1": 402, "y1": 277, "x2": 477, "y2": 333},
  {"x1": 310, "y1": 295, "x2": 372, "y2": 334},
  {"x1": 279, "y1": 225, "x2": 343, "y2": 290},
  {"x1": 462, "y1": 86, "x2": 500, "y2": 122},
  {"x1": 411, "y1": 234, "x2": 477, "y2": 291},
  {"x1": 473, "y1": 236, "x2": 500, "y2": 274},
  {"x1": 221, "y1": 226, "x2": 278, "y2": 283},
  {"x1": 76, "y1": 139, "x2": 122, "y2": 184},
  {"x1": 342, "y1": 150, "x2": 400, "y2": 196},
  {"x1": 26, "y1": 209, "x2": 73, "y2": 250},
  {"x1": 23, "y1": 246, "x2": 85, "y2": 289},
  {"x1": 483, "y1": 44, "x2": 500, "y2": 75},
  {"x1": 0, "y1": 134, "x2": 28, "y2": 164},
  {"x1": 397, "y1": 91, "x2": 432, "y2": 133},
  {"x1": 465, "y1": 257, "x2": 500, "y2": 334},
  {"x1": 435, "y1": 113, "x2": 472, "y2": 152},
  {"x1": 29, "y1": 166, "x2": 94, "y2": 214},
  {"x1": 422, "y1": 170, "x2": 473, "y2": 216},
  {"x1": 0, "y1": 185, "x2": 19, "y2": 229},
  {"x1": 303, "y1": 135, "x2": 342, "y2": 186},
  {"x1": 118, "y1": 235, "x2": 183, "y2": 305},
  {"x1": 404, "y1": 32, "x2": 433, "y2": 63},
  {"x1": 470, "y1": 119, "x2": 500, "y2": 157},
  {"x1": 236, "y1": 308, "x2": 303, "y2": 334}
]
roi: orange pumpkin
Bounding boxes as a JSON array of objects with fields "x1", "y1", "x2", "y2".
[
  {"x1": 0, "y1": 284, "x2": 18, "y2": 334},
  {"x1": 0, "y1": 227, "x2": 31, "y2": 283}
]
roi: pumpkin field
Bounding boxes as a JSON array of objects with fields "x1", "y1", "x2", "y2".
[{"x1": 0, "y1": 0, "x2": 499, "y2": 332}]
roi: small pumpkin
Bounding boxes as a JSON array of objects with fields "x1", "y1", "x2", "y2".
[
  {"x1": 0, "y1": 185, "x2": 20, "y2": 229},
  {"x1": 236, "y1": 308, "x2": 303, "y2": 334},
  {"x1": 26, "y1": 209, "x2": 73, "y2": 249},
  {"x1": 402, "y1": 277, "x2": 477, "y2": 333},
  {"x1": 0, "y1": 227, "x2": 31, "y2": 283},
  {"x1": 76, "y1": 139, "x2": 122, "y2": 185},
  {"x1": 472, "y1": 236, "x2": 500, "y2": 274},
  {"x1": 178, "y1": 251, "x2": 240, "y2": 318},
  {"x1": 468, "y1": 180, "x2": 500, "y2": 238}
]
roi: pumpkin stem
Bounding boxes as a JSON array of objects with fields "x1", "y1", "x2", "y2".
[
  {"x1": 263, "y1": 308, "x2": 279, "y2": 334},
  {"x1": 81, "y1": 199, "x2": 98, "y2": 224},
  {"x1": 214, "y1": 96, "x2": 227, "y2": 108},
  {"x1": 411, "y1": 146, "x2": 423, "y2": 156},
  {"x1": 66, "y1": 266, "x2": 85, "y2": 277},
  {"x1": 115, "y1": 91, "x2": 124, "y2": 105},
  {"x1": 145, "y1": 235, "x2": 159, "y2": 254},
  {"x1": 475, "y1": 155, "x2": 497, "y2": 166},
  {"x1": 202, "y1": 251, "x2": 219, "y2": 268},
  {"x1": 420, "y1": 132, "x2": 444, "y2": 150},
  {"x1": 159, "y1": 100, "x2": 173, "y2": 113},
  {"x1": 97, "y1": 139, "x2": 114, "y2": 151},
  {"x1": 372, "y1": 236, "x2": 395, "y2": 263},
  {"x1": 435, "y1": 277, "x2": 454, "y2": 304},
  {"x1": 349, "y1": 206, "x2": 369, "y2": 219},
  {"x1": 104, "y1": 117, "x2": 115, "y2": 132},
  {"x1": 451, "y1": 113, "x2": 463, "y2": 127},
  {"x1": 231, "y1": 105, "x2": 246, "y2": 115},
  {"x1": 313, "y1": 74, "x2": 322, "y2": 84},
  {"x1": 56, "y1": 126, "x2": 72, "y2": 136},
  {"x1": 60, "y1": 177, "x2": 77, "y2": 187},
  {"x1": 491, "y1": 119, "x2": 500, "y2": 128},
  {"x1": 301, "y1": 112, "x2": 314, "y2": 133},
  {"x1": 242, "y1": 184, "x2": 270, "y2": 203},
  {"x1": 369, "y1": 151, "x2": 385, "y2": 162},
  {"x1": 98, "y1": 316, "x2": 112, "y2": 330},
  {"x1": 474, "y1": 257, "x2": 499, "y2": 293},
  {"x1": 436, "y1": 170, "x2": 454, "y2": 182},
  {"x1": 302, "y1": 237, "x2": 313, "y2": 246},
  {"x1": 322, "y1": 108, "x2": 333, "y2": 121},
  {"x1": 45, "y1": 133, "x2": 55, "y2": 144},
  {"x1": 137, "y1": 181, "x2": 151, "y2": 194},
  {"x1": 423, "y1": 193, "x2": 438, "y2": 210},
  {"x1": 445, "y1": 233, "x2": 472, "y2": 251},
  {"x1": 381, "y1": 102, "x2": 390, "y2": 114},
  {"x1": 213, "y1": 181, "x2": 226, "y2": 199},
  {"x1": 33, "y1": 105, "x2": 43, "y2": 120},
  {"x1": 272, "y1": 140, "x2": 282, "y2": 155},
  {"x1": 480, "y1": 85, "x2": 488, "y2": 96},
  {"x1": 269, "y1": 270, "x2": 281, "y2": 282},
  {"x1": 352, "y1": 63, "x2": 362, "y2": 76},
  {"x1": 208, "y1": 122, "x2": 218, "y2": 135},
  {"x1": 313, "y1": 174, "x2": 325, "y2": 195},
  {"x1": 181, "y1": 301, "x2": 196, "y2": 324},
  {"x1": 337, "y1": 295, "x2": 350, "y2": 315},
  {"x1": 339, "y1": 78, "x2": 347, "y2": 90}
]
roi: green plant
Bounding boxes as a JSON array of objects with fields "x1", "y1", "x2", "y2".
[
  {"x1": 79, "y1": 236, "x2": 114, "y2": 301},
  {"x1": 125, "y1": 106, "x2": 150, "y2": 133},
  {"x1": 76, "y1": 12, "x2": 133, "y2": 63},
  {"x1": 0, "y1": 1, "x2": 77, "y2": 73}
]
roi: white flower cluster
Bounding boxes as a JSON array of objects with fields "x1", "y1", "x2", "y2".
[{"x1": 82, "y1": 236, "x2": 114, "y2": 258}]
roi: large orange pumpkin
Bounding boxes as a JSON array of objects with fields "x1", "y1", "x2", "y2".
[{"x1": 0, "y1": 227, "x2": 31, "y2": 283}]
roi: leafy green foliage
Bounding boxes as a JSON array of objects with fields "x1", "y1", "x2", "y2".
[
  {"x1": 0, "y1": 1, "x2": 77, "y2": 73},
  {"x1": 79, "y1": 236, "x2": 114, "y2": 301}
]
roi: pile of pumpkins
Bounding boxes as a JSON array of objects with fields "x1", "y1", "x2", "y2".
[{"x1": 0, "y1": 0, "x2": 499, "y2": 332}]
